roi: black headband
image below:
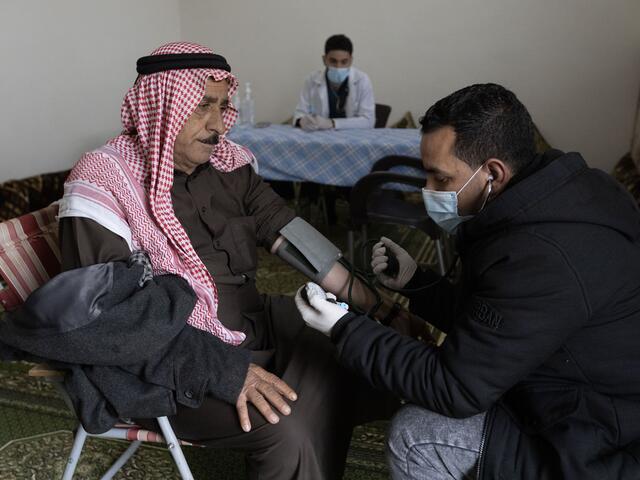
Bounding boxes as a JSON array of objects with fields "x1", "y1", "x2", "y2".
[{"x1": 136, "y1": 53, "x2": 231, "y2": 75}]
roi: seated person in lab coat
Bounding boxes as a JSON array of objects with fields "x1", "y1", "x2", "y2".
[{"x1": 293, "y1": 34, "x2": 375, "y2": 130}]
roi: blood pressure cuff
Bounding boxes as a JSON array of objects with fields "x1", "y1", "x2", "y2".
[{"x1": 276, "y1": 217, "x2": 342, "y2": 283}]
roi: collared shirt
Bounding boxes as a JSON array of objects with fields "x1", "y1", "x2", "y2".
[
  {"x1": 60, "y1": 163, "x2": 295, "y2": 339},
  {"x1": 326, "y1": 72, "x2": 349, "y2": 119}
]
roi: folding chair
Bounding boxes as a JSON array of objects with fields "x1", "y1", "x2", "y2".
[{"x1": 0, "y1": 203, "x2": 198, "y2": 480}]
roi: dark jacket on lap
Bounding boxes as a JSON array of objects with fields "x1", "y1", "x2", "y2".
[
  {"x1": 0, "y1": 261, "x2": 250, "y2": 433},
  {"x1": 332, "y1": 150, "x2": 640, "y2": 479}
]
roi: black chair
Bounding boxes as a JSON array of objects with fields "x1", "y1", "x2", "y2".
[
  {"x1": 347, "y1": 156, "x2": 447, "y2": 274},
  {"x1": 371, "y1": 155, "x2": 423, "y2": 173},
  {"x1": 375, "y1": 104, "x2": 392, "y2": 128}
]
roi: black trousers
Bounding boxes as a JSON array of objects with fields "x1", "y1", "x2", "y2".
[{"x1": 139, "y1": 295, "x2": 398, "y2": 480}]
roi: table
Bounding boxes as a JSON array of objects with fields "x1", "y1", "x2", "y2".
[{"x1": 227, "y1": 124, "x2": 422, "y2": 186}]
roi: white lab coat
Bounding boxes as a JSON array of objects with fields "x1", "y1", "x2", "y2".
[{"x1": 293, "y1": 67, "x2": 375, "y2": 130}]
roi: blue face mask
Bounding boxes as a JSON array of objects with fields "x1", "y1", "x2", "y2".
[
  {"x1": 327, "y1": 67, "x2": 350, "y2": 85},
  {"x1": 422, "y1": 166, "x2": 493, "y2": 234}
]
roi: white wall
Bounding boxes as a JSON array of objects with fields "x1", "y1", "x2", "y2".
[
  {"x1": 0, "y1": 0, "x2": 181, "y2": 182},
  {"x1": 1, "y1": 1, "x2": 638, "y2": 182},
  {"x1": 179, "y1": 0, "x2": 640, "y2": 171}
]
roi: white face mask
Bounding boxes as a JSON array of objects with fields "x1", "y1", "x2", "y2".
[{"x1": 422, "y1": 165, "x2": 493, "y2": 233}]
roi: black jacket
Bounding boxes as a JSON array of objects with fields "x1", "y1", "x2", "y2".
[
  {"x1": 0, "y1": 261, "x2": 250, "y2": 433},
  {"x1": 332, "y1": 150, "x2": 640, "y2": 479}
]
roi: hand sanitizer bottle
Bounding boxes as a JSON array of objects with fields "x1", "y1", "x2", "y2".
[{"x1": 239, "y1": 82, "x2": 255, "y2": 126}]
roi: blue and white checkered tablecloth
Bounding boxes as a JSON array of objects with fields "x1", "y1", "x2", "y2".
[{"x1": 227, "y1": 124, "x2": 422, "y2": 186}]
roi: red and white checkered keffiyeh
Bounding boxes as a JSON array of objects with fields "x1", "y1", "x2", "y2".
[{"x1": 61, "y1": 42, "x2": 255, "y2": 345}]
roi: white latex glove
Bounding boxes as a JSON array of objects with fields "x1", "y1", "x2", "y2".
[
  {"x1": 313, "y1": 115, "x2": 334, "y2": 130},
  {"x1": 294, "y1": 282, "x2": 349, "y2": 336},
  {"x1": 370, "y1": 236, "x2": 417, "y2": 289},
  {"x1": 299, "y1": 115, "x2": 319, "y2": 132}
]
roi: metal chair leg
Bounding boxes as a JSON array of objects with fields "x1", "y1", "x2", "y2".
[
  {"x1": 293, "y1": 182, "x2": 302, "y2": 214},
  {"x1": 99, "y1": 441, "x2": 142, "y2": 480},
  {"x1": 318, "y1": 187, "x2": 329, "y2": 228},
  {"x1": 61, "y1": 424, "x2": 88, "y2": 480},
  {"x1": 157, "y1": 416, "x2": 194, "y2": 480}
]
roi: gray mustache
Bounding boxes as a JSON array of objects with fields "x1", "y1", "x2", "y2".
[{"x1": 199, "y1": 134, "x2": 219, "y2": 145}]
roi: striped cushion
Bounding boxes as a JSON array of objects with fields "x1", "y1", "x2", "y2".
[
  {"x1": 0, "y1": 203, "x2": 61, "y2": 311},
  {"x1": 0, "y1": 170, "x2": 69, "y2": 222},
  {"x1": 113, "y1": 423, "x2": 202, "y2": 446}
]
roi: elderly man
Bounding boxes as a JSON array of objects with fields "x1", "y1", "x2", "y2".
[{"x1": 59, "y1": 42, "x2": 394, "y2": 480}]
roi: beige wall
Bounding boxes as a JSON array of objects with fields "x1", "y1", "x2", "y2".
[
  {"x1": 1, "y1": 0, "x2": 638, "y2": 183},
  {"x1": 180, "y1": 0, "x2": 640, "y2": 171},
  {"x1": 0, "y1": 0, "x2": 181, "y2": 182}
]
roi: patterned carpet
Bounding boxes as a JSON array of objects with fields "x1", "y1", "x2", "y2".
[{"x1": 0, "y1": 199, "x2": 439, "y2": 479}]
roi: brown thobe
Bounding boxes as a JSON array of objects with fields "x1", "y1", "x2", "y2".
[{"x1": 59, "y1": 162, "x2": 395, "y2": 480}]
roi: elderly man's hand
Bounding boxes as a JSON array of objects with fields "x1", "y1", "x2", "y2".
[{"x1": 236, "y1": 363, "x2": 297, "y2": 432}]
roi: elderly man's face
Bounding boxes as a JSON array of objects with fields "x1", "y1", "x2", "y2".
[{"x1": 174, "y1": 78, "x2": 229, "y2": 174}]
